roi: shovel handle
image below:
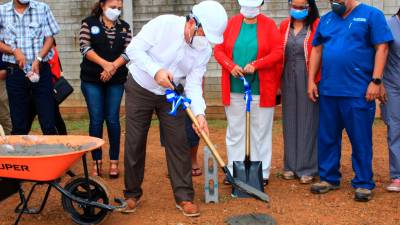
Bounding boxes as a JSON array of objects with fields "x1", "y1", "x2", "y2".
[{"x1": 185, "y1": 108, "x2": 226, "y2": 168}]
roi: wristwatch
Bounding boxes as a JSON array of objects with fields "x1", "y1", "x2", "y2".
[
  {"x1": 371, "y1": 78, "x2": 382, "y2": 85},
  {"x1": 36, "y1": 56, "x2": 43, "y2": 62}
]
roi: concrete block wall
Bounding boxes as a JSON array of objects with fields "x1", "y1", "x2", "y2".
[
  {"x1": 130, "y1": 0, "x2": 399, "y2": 113},
  {"x1": 0, "y1": 0, "x2": 398, "y2": 117}
]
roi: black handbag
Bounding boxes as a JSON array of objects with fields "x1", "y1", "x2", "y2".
[
  {"x1": 54, "y1": 76, "x2": 74, "y2": 104},
  {"x1": 53, "y1": 56, "x2": 73, "y2": 104}
]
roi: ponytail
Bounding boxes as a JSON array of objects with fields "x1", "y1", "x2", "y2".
[{"x1": 91, "y1": 0, "x2": 106, "y2": 17}]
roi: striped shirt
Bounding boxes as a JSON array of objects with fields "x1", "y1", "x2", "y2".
[
  {"x1": 0, "y1": 0, "x2": 60, "y2": 72},
  {"x1": 79, "y1": 17, "x2": 132, "y2": 62}
]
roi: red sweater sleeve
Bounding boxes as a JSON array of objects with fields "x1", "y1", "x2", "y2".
[{"x1": 251, "y1": 20, "x2": 283, "y2": 71}]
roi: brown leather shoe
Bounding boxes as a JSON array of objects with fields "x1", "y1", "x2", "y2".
[
  {"x1": 120, "y1": 198, "x2": 141, "y2": 214},
  {"x1": 176, "y1": 201, "x2": 200, "y2": 217}
]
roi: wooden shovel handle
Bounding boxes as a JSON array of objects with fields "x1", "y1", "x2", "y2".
[{"x1": 185, "y1": 108, "x2": 226, "y2": 167}]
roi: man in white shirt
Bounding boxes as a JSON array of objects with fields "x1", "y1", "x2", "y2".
[{"x1": 122, "y1": 1, "x2": 227, "y2": 217}]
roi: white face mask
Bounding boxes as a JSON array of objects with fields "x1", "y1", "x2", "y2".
[
  {"x1": 240, "y1": 6, "x2": 260, "y2": 18},
  {"x1": 18, "y1": 0, "x2": 30, "y2": 4},
  {"x1": 104, "y1": 8, "x2": 121, "y2": 22},
  {"x1": 191, "y1": 36, "x2": 209, "y2": 51}
]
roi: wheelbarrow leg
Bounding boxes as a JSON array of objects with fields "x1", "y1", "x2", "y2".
[
  {"x1": 14, "y1": 184, "x2": 36, "y2": 225},
  {"x1": 15, "y1": 183, "x2": 52, "y2": 214}
]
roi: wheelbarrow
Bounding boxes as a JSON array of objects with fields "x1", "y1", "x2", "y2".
[{"x1": 0, "y1": 135, "x2": 126, "y2": 225}]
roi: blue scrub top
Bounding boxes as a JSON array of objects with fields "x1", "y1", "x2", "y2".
[{"x1": 313, "y1": 3, "x2": 393, "y2": 97}]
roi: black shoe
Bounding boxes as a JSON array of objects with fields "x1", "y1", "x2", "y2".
[
  {"x1": 263, "y1": 179, "x2": 269, "y2": 186},
  {"x1": 354, "y1": 188, "x2": 372, "y2": 202},
  {"x1": 310, "y1": 181, "x2": 340, "y2": 194}
]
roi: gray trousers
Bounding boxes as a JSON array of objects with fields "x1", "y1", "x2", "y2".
[
  {"x1": 381, "y1": 88, "x2": 400, "y2": 179},
  {"x1": 0, "y1": 80, "x2": 12, "y2": 135},
  {"x1": 123, "y1": 76, "x2": 194, "y2": 203}
]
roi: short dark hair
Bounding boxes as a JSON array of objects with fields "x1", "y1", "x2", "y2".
[
  {"x1": 397, "y1": 7, "x2": 400, "y2": 16},
  {"x1": 289, "y1": 0, "x2": 320, "y2": 29}
]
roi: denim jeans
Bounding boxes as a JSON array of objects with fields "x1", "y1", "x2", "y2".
[{"x1": 81, "y1": 81, "x2": 124, "y2": 161}]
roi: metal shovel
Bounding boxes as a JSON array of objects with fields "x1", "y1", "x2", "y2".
[
  {"x1": 169, "y1": 84, "x2": 269, "y2": 203},
  {"x1": 232, "y1": 77, "x2": 264, "y2": 197}
]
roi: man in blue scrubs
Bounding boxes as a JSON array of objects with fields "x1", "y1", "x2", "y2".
[{"x1": 307, "y1": 0, "x2": 393, "y2": 202}]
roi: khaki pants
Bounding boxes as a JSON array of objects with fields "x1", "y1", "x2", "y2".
[{"x1": 0, "y1": 80, "x2": 11, "y2": 135}]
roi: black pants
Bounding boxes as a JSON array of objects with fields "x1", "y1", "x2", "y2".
[
  {"x1": 27, "y1": 98, "x2": 67, "y2": 135},
  {"x1": 6, "y1": 63, "x2": 57, "y2": 135},
  {"x1": 123, "y1": 76, "x2": 194, "y2": 203}
]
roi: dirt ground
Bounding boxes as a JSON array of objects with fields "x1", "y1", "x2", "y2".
[{"x1": 1, "y1": 120, "x2": 399, "y2": 225}]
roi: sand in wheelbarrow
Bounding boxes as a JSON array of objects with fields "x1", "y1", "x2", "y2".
[
  {"x1": 0, "y1": 142, "x2": 97, "y2": 156},
  {"x1": 226, "y1": 213, "x2": 276, "y2": 225}
]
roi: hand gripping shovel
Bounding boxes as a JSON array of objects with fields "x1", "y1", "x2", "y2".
[
  {"x1": 232, "y1": 77, "x2": 264, "y2": 197},
  {"x1": 166, "y1": 83, "x2": 269, "y2": 203}
]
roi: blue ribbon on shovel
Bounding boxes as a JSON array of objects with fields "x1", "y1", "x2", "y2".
[
  {"x1": 165, "y1": 88, "x2": 192, "y2": 116},
  {"x1": 241, "y1": 77, "x2": 252, "y2": 112}
]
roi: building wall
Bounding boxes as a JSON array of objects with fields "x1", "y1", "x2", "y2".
[{"x1": 1, "y1": 0, "x2": 399, "y2": 117}]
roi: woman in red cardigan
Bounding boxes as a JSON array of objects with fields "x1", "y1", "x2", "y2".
[
  {"x1": 214, "y1": 0, "x2": 283, "y2": 186},
  {"x1": 279, "y1": 0, "x2": 320, "y2": 184}
]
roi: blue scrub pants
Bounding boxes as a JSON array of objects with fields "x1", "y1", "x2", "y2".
[
  {"x1": 318, "y1": 95, "x2": 376, "y2": 190},
  {"x1": 381, "y1": 88, "x2": 400, "y2": 180}
]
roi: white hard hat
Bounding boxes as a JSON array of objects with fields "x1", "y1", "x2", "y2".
[
  {"x1": 192, "y1": 0, "x2": 228, "y2": 44},
  {"x1": 238, "y1": 0, "x2": 263, "y2": 7}
]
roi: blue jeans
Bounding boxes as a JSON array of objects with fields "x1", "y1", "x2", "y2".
[
  {"x1": 6, "y1": 63, "x2": 57, "y2": 135},
  {"x1": 318, "y1": 95, "x2": 376, "y2": 190},
  {"x1": 81, "y1": 81, "x2": 124, "y2": 161}
]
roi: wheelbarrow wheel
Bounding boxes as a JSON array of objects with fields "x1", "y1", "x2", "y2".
[{"x1": 61, "y1": 175, "x2": 111, "y2": 225}]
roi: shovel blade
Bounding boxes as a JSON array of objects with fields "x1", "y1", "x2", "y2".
[{"x1": 232, "y1": 161, "x2": 264, "y2": 198}]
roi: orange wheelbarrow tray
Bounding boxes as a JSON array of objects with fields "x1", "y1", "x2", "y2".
[{"x1": 0, "y1": 135, "x2": 126, "y2": 225}]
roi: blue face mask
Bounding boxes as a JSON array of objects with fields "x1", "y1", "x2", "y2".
[{"x1": 290, "y1": 8, "x2": 309, "y2": 20}]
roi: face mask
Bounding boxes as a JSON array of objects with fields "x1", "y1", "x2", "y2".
[
  {"x1": 240, "y1": 6, "x2": 260, "y2": 19},
  {"x1": 290, "y1": 8, "x2": 309, "y2": 20},
  {"x1": 18, "y1": 0, "x2": 30, "y2": 4},
  {"x1": 104, "y1": 8, "x2": 121, "y2": 22},
  {"x1": 191, "y1": 36, "x2": 209, "y2": 51},
  {"x1": 331, "y1": 1, "x2": 347, "y2": 16}
]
